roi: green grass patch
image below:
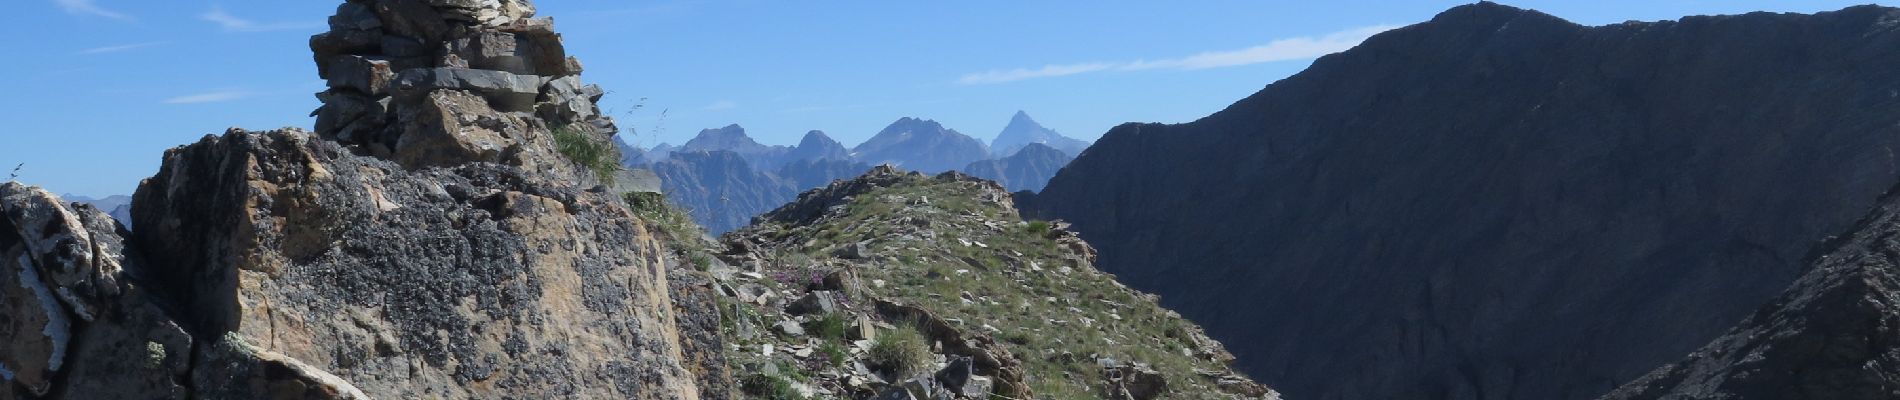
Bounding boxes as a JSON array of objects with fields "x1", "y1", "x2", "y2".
[
  {"x1": 740, "y1": 372, "x2": 807, "y2": 400},
  {"x1": 807, "y1": 313, "x2": 849, "y2": 342},
  {"x1": 868, "y1": 325, "x2": 933, "y2": 379},
  {"x1": 553, "y1": 126, "x2": 622, "y2": 186}
]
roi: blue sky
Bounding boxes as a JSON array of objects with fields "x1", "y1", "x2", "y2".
[{"x1": 0, "y1": 0, "x2": 1876, "y2": 197}]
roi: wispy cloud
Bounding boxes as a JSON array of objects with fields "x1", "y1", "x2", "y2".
[
  {"x1": 55, "y1": 0, "x2": 133, "y2": 21},
  {"x1": 201, "y1": 7, "x2": 320, "y2": 32},
  {"x1": 958, "y1": 24, "x2": 1399, "y2": 85},
  {"x1": 956, "y1": 63, "x2": 1115, "y2": 86},
  {"x1": 75, "y1": 41, "x2": 166, "y2": 55},
  {"x1": 163, "y1": 90, "x2": 252, "y2": 104},
  {"x1": 702, "y1": 100, "x2": 739, "y2": 111}
]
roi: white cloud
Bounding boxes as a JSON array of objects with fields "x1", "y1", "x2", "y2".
[
  {"x1": 201, "y1": 7, "x2": 319, "y2": 32},
  {"x1": 163, "y1": 90, "x2": 252, "y2": 104},
  {"x1": 957, "y1": 24, "x2": 1400, "y2": 85},
  {"x1": 75, "y1": 41, "x2": 166, "y2": 55},
  {"x1": 55, "y1": 0, "x2": 133, "y2": 21},
  {"x1": 957, "y1": 63, "x2": 1115, "y2": 85},
  {"x1": 702, "y1": 100, "x2": 739, "y2": 111}
]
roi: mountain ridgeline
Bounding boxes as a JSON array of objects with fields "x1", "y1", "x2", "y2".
[
  {"x1": 635, "y1": 114, "x2": 1085, "y2": 233},
  {"x1": 1024, "y1": 3, "x2": 1900, "y2": 400}
]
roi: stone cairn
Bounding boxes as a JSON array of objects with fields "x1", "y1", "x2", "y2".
[{"x1": 310, "y1": 0, "x2": 617, "y2": 171}]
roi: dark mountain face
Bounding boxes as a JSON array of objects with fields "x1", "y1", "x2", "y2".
[
  {"x1": 680, "y1": 124, "x2": 792, "y2": 169},
  {"x1": 963, "y1": 143, "x2": 1073, "y2": 192},
  {"x1": 852, "y1": 117, "x2": 991, "y2": 173},
  {"x1": 652, "y1": 151, "x2": 796, "y2": 234},
  {"x1": 776, "y1": 157, "x2": 871, "y2": 190},
  {"x1": 1025, "y1": 3, "x2": 1900, "y2": 400},
  {"x1": 991, "y1": 111, "x2": 1089, "y2": 158},
  {"x1": 1600, "y1": 183, "x2": 1900, "y2": 400},
  {"x1": 785, "y1": 130, "x2": 853, "y2": 163}
]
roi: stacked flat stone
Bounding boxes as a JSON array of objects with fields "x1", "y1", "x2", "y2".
[{"x1": 310, "y1": 0, "x2": 616, "y2": 169}]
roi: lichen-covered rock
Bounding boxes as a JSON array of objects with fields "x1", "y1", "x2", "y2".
[
  {"x1": 131, "y1": 128, "x2": 703, "y2": 399},
  {"x1": 192, "y1": 333, "x2": 370, "y2": 400},
  {"x1": 0, "y1": 183, "x2": 192, "y2": 398},
  {"x1": 5, "y1": 0, "x2": 727, "y2": 398}
]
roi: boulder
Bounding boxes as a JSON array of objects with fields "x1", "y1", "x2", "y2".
[
  {"x1": 788, "y1": 290, "x2": 839, "y2": 315},
  {"x1": 325, "y1": 55, "x2": 394, "y2": 96},
  {"x1": 192, "y1": 333, "x2": 372, "y2": 400},
  {"x1": 935, "y1": 356, "x2": 991, "y2": 398},
  {"x1": 775, "y1": 319, "x2": 806, "y2": 337},
  {"x1": 394, "y1": 89, "x2": 523, "y2": 168},
  {"x1": 1101, "y1": 362, "x2": 1167, "y2": 400},
  {"x1": 131, "y1": 128, "x2": 703, "y2": 399}
]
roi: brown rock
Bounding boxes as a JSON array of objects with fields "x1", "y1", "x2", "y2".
[{"x1": 395, "y1": 89, "x2": 522, "y2": 168}]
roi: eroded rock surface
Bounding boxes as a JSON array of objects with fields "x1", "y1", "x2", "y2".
[{"x1": 0, "y1": 0, "x2": 724, "y2": 398}]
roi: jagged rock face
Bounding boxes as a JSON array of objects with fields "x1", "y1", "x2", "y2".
[
  {"x1": 681, "y1": 125, "x2": 793, "y2": 170},
  {"x1": 990, "y1": 111, "x2": 1089, "y2": 159},
  {"x1": 0, "y1": 0, "x2": 719, "y2": 398},
  {"x1": 64, "y1": 195, "x2": 133, "y2": 229},
  {"x1": 1600, "y1": 187, "x2": 1900, "y2": 400},
  {"x1": 963, "y1": 143, "x2": 1073, "y2": 192},
  {"x1": 852, "y1": 117, "x2": 991, "y2": 174},
  {"x1": 1026, "y1": 3, "x2": 1900, "y2": 400},
  {"x1": 787, "y1": 130, "x2": 853, "y2": 164},
  {"x1": 652, "y1": 151, "x2": 797, "y2": 234},
  {"x1": 131, "y1": 128, "x2": 701, "y2": 399},
  {"x1": 0, "y1": 183, "x2": 194, "y2": 398}
]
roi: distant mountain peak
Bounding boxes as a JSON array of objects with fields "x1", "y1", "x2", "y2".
[
  {"x1": 686, "y1": 124, "x2": 756, "y2": 145},
  {"x1": 788, "y1": 129, "x2": 852, "y2": 163},
  {"x1": 992, "y1": 110, "x2": 1089, "y2": 158},
  {"x1": 852, "y1": 117, "x2": 990, "y2": 173}
]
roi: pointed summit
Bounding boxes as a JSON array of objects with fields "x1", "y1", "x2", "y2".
[
  {"x1": 991, "y1": 110, "x2": 1090, "y2": 158},
  {"x1": 787, "y1": 130, "x2": 851, "y2": 162}
]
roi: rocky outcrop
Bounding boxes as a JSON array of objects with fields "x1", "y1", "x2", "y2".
[
  {"x1": 964, "y1": 143, "x2": 1073, "y2": 192},
  {"x1": 713, "y1": 166, "x2": 1277, "y2": 399},
  {"x1": 1599, "y1": 184, "x2": 1900, "y2": 400},
  {"x1": 131, "y1": 127, "x2": 701, "y2": 399},
  {"x1": 990, "y1": 111, "x2": 1089, "y2": 159},
  {"x1": 64, "y1": 194, "x2": 133, "y2": 229},
  {"x1": 0, "y1": 182, "x2": 193, "y2": 399},
  {"x1": 852, "y1": 117, "x2": 990, "y2": 174},
  {"x1": 1025, "y1": 3, "x2": 1900, "y2": 400},
  {"x1": 1, "y1": 0, "x2": 725, "y2": 398}
]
